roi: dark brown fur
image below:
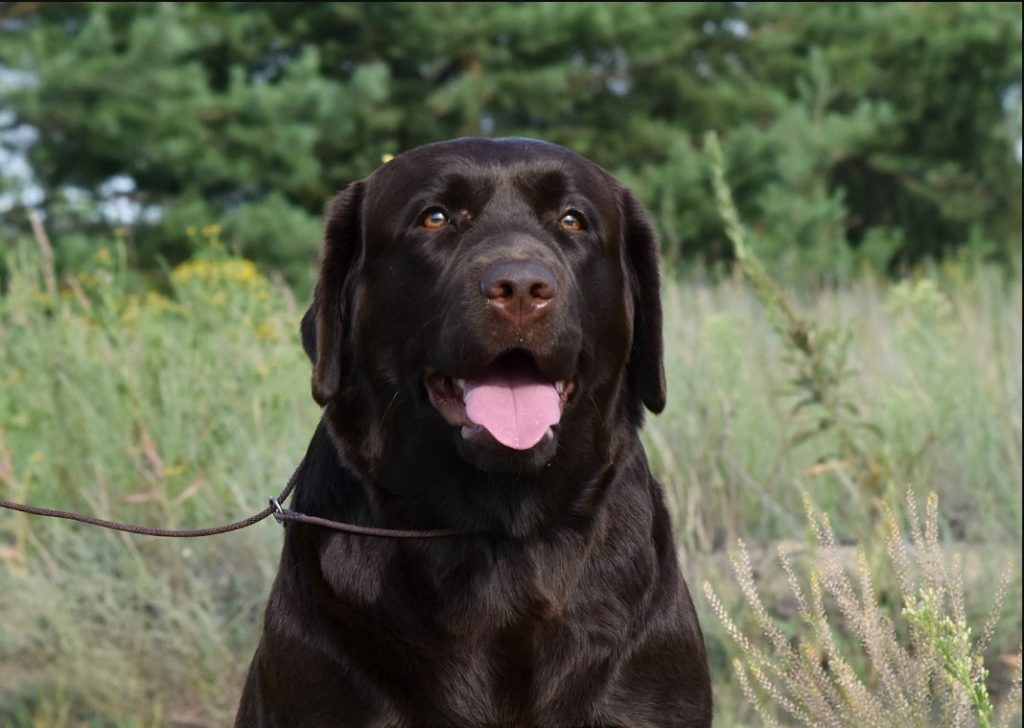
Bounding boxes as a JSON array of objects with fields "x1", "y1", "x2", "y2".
[{"x1": 236, "y1": 138, "x2": 711, "y2": 727}]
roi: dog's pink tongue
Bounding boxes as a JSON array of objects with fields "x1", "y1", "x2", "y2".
[{"x1": 464, "y1": 367, "x2": 560, "y2": 451}]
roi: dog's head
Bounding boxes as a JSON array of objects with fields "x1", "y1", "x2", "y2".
[{"x1": 302, "y1": 138, "x2": 663, "y2": 478}]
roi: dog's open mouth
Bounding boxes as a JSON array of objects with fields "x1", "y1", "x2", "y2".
[{"x1": 425, "y1": 350, "x2": 573, "y2": 451}]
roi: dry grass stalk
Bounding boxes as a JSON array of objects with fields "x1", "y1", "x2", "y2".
[{"x1": 703, "y1": 490, "x2": 1022, "y2": 728}]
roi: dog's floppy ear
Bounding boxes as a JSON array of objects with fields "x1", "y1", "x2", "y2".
[
  {"x1": 623, "y1": 190, "x2": 666, "y2": 414},
  {"x1": 306, "y1": 181, "x2": 365, "y2": 406}
]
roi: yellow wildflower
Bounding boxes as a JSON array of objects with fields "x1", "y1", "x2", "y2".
[
  {"x1": 144, "y1": 291, "x2": 174, "y2": 311},
  {"x1": 254, "y1": 321, "x2": 279, "y2": 342}
]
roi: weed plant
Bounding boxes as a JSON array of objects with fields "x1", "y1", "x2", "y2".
[
  {"x1": 704, "y1": 490, "x2": 1022, "y2": 727},
  {"x1": 692, "y1": 132, "x2": 1022, "y2": 726}
]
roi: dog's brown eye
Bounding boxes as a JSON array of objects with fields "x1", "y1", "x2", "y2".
[
  {"x1": 558, "y1": 211, "x2": 585, "y2": 232},
  {"x1": 421, "y1": 208, "x2": 449, "y2": 230}
]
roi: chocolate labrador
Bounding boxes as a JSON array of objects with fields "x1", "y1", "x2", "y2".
[{"x1": 236, "y1": 138, "x2": 711, "y2": 727}]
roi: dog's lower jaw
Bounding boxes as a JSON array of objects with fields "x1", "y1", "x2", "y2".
[{"x1": 454, "y1": 423, "x2": 560, "y2": 473}]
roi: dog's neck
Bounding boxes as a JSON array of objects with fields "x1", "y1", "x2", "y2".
[{"x1": 300, "y1": 412, "x2": 643, "y2": 540}]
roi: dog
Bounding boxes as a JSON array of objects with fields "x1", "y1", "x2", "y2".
[{"x1": 235, "y1": 137, "x2": 712, "y2": 727}]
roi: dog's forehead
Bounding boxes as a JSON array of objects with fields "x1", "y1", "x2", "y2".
[{"x1": 364, "y1": 137, "x2": 618, "y2": 209}]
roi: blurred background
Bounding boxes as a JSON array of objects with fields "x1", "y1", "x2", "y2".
[{"x1": 0, "y1": 3, "x2": 1020, "y2": 726}]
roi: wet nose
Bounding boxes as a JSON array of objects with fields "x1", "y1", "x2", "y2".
[{"x1": 479, "y1": 260, "x2": 558, "y2": 326}]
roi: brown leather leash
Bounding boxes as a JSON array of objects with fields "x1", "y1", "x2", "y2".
[{"x1": 0, "y1": 462, "x2": 470, "y2": 539}]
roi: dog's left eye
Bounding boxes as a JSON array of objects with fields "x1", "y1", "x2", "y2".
[
  {"x1": 558, "y1": 211, "x2": 585, "y2": 232},
  {"x1": 421, "y1": 208, "x2": 450, "y2": 230}
]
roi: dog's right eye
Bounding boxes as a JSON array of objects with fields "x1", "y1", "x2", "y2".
[
  {"x1": 421, "y1": 208, "x2": 450, "y2": 230},
  {"x1": 558, "y1": 210, "x2": 586, "y2": 232}
]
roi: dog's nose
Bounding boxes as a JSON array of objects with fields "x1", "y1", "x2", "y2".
[{"x1": 480, "y1": 260, "x2": 558, "y2": 325}]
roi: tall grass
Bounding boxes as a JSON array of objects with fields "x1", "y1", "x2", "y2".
[
  {"x1": 0, "y1": 242, "x2": 316, "y2": 724},
  {"x1": 647, "y1": 264, "x2": 1022, "y2": 725},
  {"x1": 0, "y1": 235, "x2": 1021, "y2": 726},
  {"x1": 671, "y1": 134, "x2": 1022, "y2": 727},
  {"x1": 648, "y1": 267, "x2": 1022, "y2": 547}
]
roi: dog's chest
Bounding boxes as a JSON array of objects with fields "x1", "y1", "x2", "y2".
[{"x1": 327, "y1": 539, "x2": 634, "y2": 723}]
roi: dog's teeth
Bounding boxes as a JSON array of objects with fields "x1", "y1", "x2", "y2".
[
  {"x1": 555, "y1": 381, "x2": 565, "y2": 393},
  {"x1": 454, "y1": 378, "x2": 465, "y2": 392}
]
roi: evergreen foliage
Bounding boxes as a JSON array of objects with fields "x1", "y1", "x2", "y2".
[{"x1": 1, "y1": 3, "x2": 1020, "y2": 282}]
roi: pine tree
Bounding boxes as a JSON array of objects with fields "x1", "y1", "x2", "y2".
[{"x1": 1, "y1": 2, "x2": 1020, "y2": 284}]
